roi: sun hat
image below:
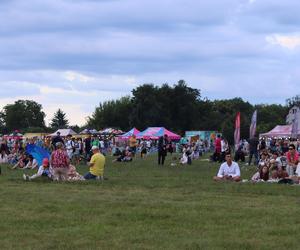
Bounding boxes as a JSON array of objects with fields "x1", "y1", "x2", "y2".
[{"x1": 42, "y1": 158, "x2": 49, "y2": 166}]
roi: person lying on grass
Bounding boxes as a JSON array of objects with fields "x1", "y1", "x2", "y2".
[
  {"x1": 23, "y1": 158, "x2": 52, "y2": 181},
  {"x1": 251, "y1": 165, "x2": 269, "y2": 182},
  {"x1": 213, "y1": 152, "x2": 241, "y2": 182},
  {"x1": 84, "y1": 146, "x2": 106, "y2": 180}
]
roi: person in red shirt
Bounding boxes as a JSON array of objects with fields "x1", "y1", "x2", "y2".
[
  {"x1": 285, "y1": 144, "x2": 299, "y2": 176},
  {"x1": 213, "y1": 135, "x2": 222, "y2": 162},
  {"x1": 50, "y1": 142, "x2": 70, "y2": 181}
]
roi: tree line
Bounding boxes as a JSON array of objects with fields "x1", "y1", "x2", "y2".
[
  {"x1": 0, "y1": 80, "x2": 294, "y2": 144},
  {"x1": 87, "y1": 80, "x2": 290, "y2": 144}
]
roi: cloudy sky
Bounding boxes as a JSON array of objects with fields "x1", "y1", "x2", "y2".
[{"x1": 0, "y1": 0, "x2": 299, "y2": 125}]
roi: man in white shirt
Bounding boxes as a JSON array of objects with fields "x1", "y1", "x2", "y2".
[{"x1": 213, "y1": 152, "x2": 241, "y2": 182}]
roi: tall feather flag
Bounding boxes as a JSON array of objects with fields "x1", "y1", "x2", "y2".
[
  {"x1": 291, "y1": 113, "x2": 299, "y2": 139},
  {"x1": 234, "y1": 112, "x2": 240, "y2": 150},
  {"x1": 249, "y1": 110, "x2": 257, "y2": 139}
]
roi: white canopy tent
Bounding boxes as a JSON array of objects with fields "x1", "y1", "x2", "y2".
[{"x1": 49, "y1": 129, "x2": 77, "y2": 137}]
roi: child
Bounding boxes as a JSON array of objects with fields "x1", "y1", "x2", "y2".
[
  {"x1": 68, "y1": 164, "x2": 84, "y2": 181},
  {"x1": 23, "y1": 158, "x2": 51, "y2": 181}
]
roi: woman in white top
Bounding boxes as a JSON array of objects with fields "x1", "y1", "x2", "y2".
[{"x1": 24, "y1": 155, "x2": 38, "y2": 169}]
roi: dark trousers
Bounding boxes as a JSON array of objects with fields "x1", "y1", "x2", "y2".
[
  {"x1": 248, "y1": 151, "x2": 258, "y2": 165},
  {"x1": 158, "y1": 151, "x2": 166, "y2": 165}
]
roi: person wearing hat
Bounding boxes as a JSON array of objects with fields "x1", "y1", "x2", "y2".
[
  {"x1": 84, "y1": 146, "x2": 106, "y2": 180},
  {"x1": 23, "y1": 158, "x2": 52, "y2": 181}
]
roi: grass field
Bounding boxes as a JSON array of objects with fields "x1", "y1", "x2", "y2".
[{"x1": 1, "y1": 153, "x2": 300, "y2": 250}]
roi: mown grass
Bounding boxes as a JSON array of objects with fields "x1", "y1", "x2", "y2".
[{"x1": 0, "y1": 153, "x2": 300, "y2": 250}]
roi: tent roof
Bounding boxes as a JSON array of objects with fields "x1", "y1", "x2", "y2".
[
  {"x1": 49, "y1": 129, "x2": 77, "y2": 137},
  {"x1": 79, "y1": 128, "x2": 98, "y2": 134},
  {"x1": 118, "y1": 128, "x2": 140, "y2": 139},
  {"x1": 260, "y1": 125, "x2": 295, "y2": 138},
  {"x1": 137, "y1": 127, "x2": 181, "y2": 140},
  {"x1": 99, "y1": 128, "x2": 123, "y2": 135}
]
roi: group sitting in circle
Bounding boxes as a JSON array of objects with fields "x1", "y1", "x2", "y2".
[{"x1": 22, "y1": 143, "x2": 106, "y2": 182}]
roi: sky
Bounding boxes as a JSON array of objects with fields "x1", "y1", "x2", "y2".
[{"x1": 0, "y1": 0, "x2": 299, "y2": 126}]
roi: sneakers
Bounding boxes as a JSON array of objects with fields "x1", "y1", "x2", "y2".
[
  {"x1": 23, "y1": 174, "x2": 29, "y2": 181},
  {"x1": 96, "y1": 176, "x2": 103, "y2": 181}
]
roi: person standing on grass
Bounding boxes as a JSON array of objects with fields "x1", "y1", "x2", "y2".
[
  {"x1": 158, "y1": 134, "x2": 168, "y2": 165},
  {"x1": 213, "y1": 134, "x2": 222, "y2": 162},
  {"x1": 84, "y1": 146, "x2": 106, "y2": 180},
  {"x1": 50, "y1": 142, "x2": 70, "y2": 181},
  {"x1": 129, "y1": 135, "x2": 138, "y2": 157},
  {"x1": 51, "y1": 131, "x2": 64, "y2": 150},
  {"x1": 84, "y1": 133, "x2": 92, "y2": 161},
  {"x1": 247, "y1": 136, "x2": 259, "y2": 166},
  {"x1": 213, "y1": 152, "x2": 241, "y2": 182}
]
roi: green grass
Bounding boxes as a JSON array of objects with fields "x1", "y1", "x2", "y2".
[{"x1": 1, "y1": 154, "x2": 300, "y2": 250}]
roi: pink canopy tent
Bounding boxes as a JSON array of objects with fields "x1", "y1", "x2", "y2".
[
  {"x1": 260, "y1": 125, "x2": 298, "y2": 138},
  {"x1": 137, "y1": 127, "x2": 181, "y2": 140},
  {"x1": 118, "y1": 128, "x2": 140, "y2": 140}
]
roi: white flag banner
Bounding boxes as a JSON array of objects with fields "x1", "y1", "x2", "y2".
[{"x1": 249, "y1": 110, "x2": 257, "y2": 139}]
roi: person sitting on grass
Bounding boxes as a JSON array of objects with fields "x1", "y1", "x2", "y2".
[
  {"x1": 112, "y1": 149, "x2": 133, "y2": 163},
  {"x1": 285, "y1": 144, "x2": 299, "y2": 176},
  {"x1": 68, "y1": 164, "x2": 84, "y2": 181},
  {"x1": 50, "y1": 142, "x2": 70, "y2": 181},
  {"x1": 84, "y1": 146, "x2": 106, "y2": 180},
  {"x1": 11, "y1": 152, "x2": 27, "y2": 169},
  {"x1": 23, "y1": 158, "x2": 52, "y2": 181},
  {"x1": 179, "y1": 151, "x2": 188, "y2": 165},
  {"x1": 213, "y1": 152, "x2": 241, "y2": 182},
  {"x1": 257, "y1": 151, "x2": 270, "y2": 170},
  {"x1": 23, "y1": 155, "x2": 38, "y2": 169}
]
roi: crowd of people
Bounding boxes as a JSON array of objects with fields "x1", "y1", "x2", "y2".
[
  {"x1": 0, "y1": 132, "x2": 106, "y2": 181},
  {"x1": 2, "y1": 129, "x2": 300, "y2": 185},
  {"x1": 213, "y1": 135, "x2": 300, "y2": 184}
]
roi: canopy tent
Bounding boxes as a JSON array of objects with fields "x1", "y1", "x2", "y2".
[
  {"x1": 49, "y1": 129, "x2": 77, "y2": 137},
  {"x1": 137, "y1": 127, "x2": 181, "y2": 140},
  {"x1": 118, "y1": 128, "x2": 140, "y2": 139},
  {"x1": 3, "y1": 131, "x2": 23, "y2": 140},
  {"x1": 9, "y1": 132, "x2": 23, "y2": 137},
  {"x1": 99, "y1": 128, "x2": 124, "y2": 135},
  {"x1": 260, "y1": 125, "x2": 298, "y2": 138},
  {"x1": 23, "y1": 133, "x2": 48, "y2": 139},
  {"x1": 79, "y1": 128, "x2": 98, "y2": 134}
]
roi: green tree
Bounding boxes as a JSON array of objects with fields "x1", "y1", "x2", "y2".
[
  {"x1": 254, "y1": 104, "x2": 288, "y2": 134},
  {"x1": 286, "y1": 95, "x2": 300, "y2": 108},
  {"x1": 1, "y1": 100, "x2": 45, "y2": 132},
  {"x1": 87, "y1": 96, "x2": 132, "y2": 130},
  {"x1": 50, "y1": 109, "x2": 69, "y2": 129}
]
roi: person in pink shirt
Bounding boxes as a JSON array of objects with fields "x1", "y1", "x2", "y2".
[
  {"x1": 285, "y1": 144, "x2": 299, "y2": 176},
  {"x1": 213, "y1": 135, "x2": 222, "y2": 162}
]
